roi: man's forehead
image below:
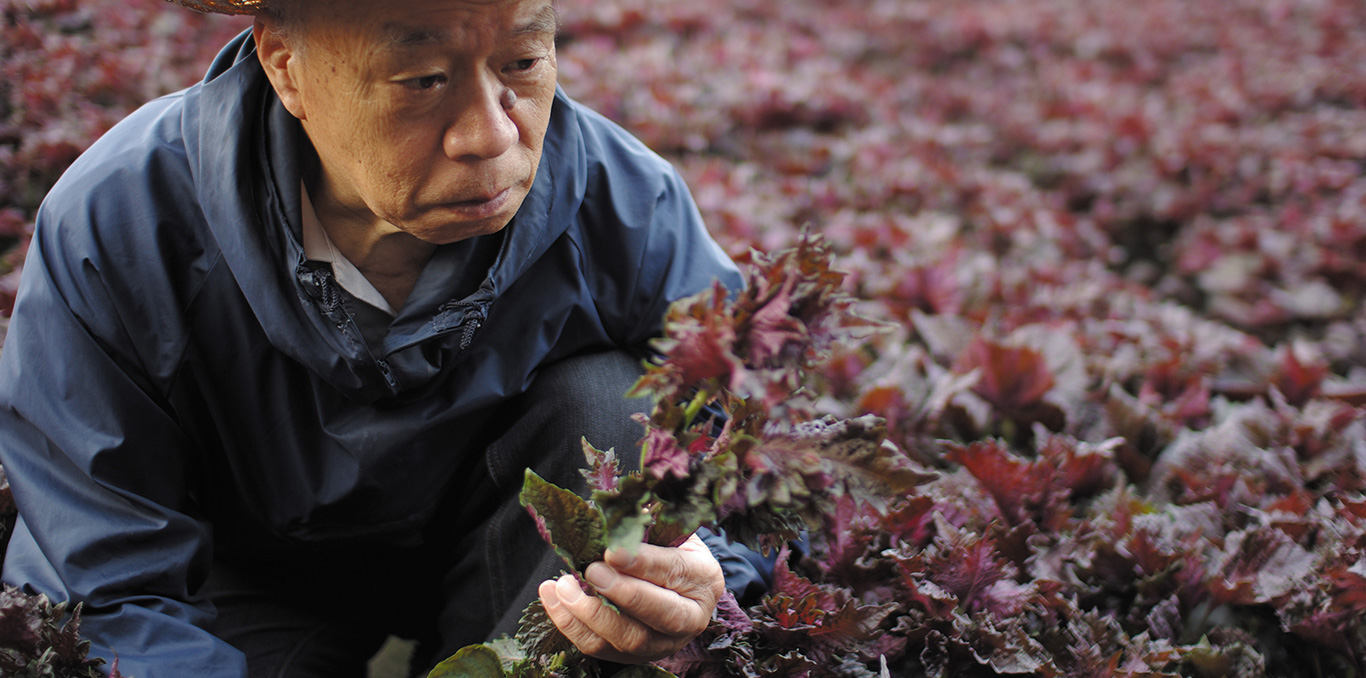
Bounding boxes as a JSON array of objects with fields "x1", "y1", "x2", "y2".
[{"x1": 379, "y1": 2, "x2": 558, "y2": 49}]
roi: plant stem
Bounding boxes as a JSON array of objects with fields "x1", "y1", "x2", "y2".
[{"x1": 683, "y1": 388, "x2": 714, "y2": 428}]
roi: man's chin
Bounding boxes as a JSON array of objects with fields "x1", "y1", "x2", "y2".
[{"x1": 405, "y1": 212, "x2": 516, "y2": 246}]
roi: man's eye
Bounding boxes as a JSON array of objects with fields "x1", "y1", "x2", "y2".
[
  {"x1": 508, "y1": 58, "x2": 539, "y2": 73},
  {"x1": 403, "y1": 75, "x2": 446, "y2": 91}
]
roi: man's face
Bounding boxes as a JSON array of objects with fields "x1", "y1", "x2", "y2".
[{"x1": 265, "y1": 0, "x2": 558, "y2": 244}]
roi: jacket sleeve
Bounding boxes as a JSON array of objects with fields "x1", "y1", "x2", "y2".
[
  {"x1": 624, "y1": 164, "x2": 744, "y2": 346},
  {"x1": 0, "y1": 224, "x2": 247, "y2": 677}
]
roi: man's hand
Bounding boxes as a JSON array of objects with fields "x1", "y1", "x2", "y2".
[{"x1": 537, "y1": 533, "x2": 725, "y2": 664}]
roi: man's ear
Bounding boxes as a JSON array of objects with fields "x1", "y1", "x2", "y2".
[{"x1": 254, "y1": 18, "x2": 307, "y2": 120}]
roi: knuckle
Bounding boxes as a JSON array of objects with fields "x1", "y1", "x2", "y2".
[
  {"x1": 579, "y1": 635, "x2": 611, "y2": 657},
  {"x1": 665, "y1": 556, "x2": 693, "y2": 591},
  {"x1": 602, "y1": 580, "x2": 644, "y2": 612},
  {"x1": 703, "y1": 557, "x2": 724, "y2": 587},
  {"x1": 654, "y1": 612, "x2": 697, "y2": 637},
  {"x1": 584, "y1": 597, "x2": 618, "y2": 626},
  {"x1": 614, "y1": 625, "x2": 652, "y2": 655}
]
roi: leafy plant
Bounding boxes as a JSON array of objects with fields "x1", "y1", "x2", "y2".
[
  {"x1": 0, "y1": 585, "x2": 125, "y2": 678},
  {"x1": 429, "y1": 234, "x2": 931, "y2": 678}
]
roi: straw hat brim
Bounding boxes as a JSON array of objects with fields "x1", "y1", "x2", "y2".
[{"x1": 167, "y1": 0, "x2": 269, "y2": 15}]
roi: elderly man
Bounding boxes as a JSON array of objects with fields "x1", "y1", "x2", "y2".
[{"x1": 0, "y1": 0, "x2": 761, "y2": 675}]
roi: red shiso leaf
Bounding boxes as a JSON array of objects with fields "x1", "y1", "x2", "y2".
[
  {"x1": 1273, "y1": 344, "x2": 1329, "y2": 407},
  {"x1": 741, "y1": 272, "x2": 808, "y2": 368},
  {"x1": 641, "y1": 426, "x2": 692, "y2": 480},
  {"x1": 580, "y1": 438, "x2": 621, "y2": 494},
  {"x1": 946, "y1": 439, "x2": 1068, "y2": 530},
  {"x1": 953, "y1": 336, "x2": 1057, "y2": 415},
  {"x1": 1210, "y1": 526, "x2": 1316, "y2": 606}
]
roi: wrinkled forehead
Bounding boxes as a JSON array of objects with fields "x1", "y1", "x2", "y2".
[
  {"x1": 379, "y1": 1, "x2": 558, "y2": 49},
  {"x1": 287, "y1": 0, "x2": 558, "y2": 49}
]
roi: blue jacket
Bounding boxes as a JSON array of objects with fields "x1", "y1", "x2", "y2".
[{"x1": 0, "y1": 32, "x2": 746, "y2": 676}]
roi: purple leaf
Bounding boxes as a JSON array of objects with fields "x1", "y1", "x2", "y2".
[
  {"x1": 519, "y1": 469, "x2": 607, "y2": 575},
  {"x1": 580, "y1": 438, "x2": 621, "y2": 494}
]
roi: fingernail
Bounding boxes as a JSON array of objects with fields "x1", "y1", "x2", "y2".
[
  {"x1": 586, "y1": 563, "x2": 618, "y2": 590},
  {"x1": 556, "y1": 574, "x2": 584, "y2": 603},
  {"x1": 538, "y1": 580, "x2": 560, "y2": 609}
]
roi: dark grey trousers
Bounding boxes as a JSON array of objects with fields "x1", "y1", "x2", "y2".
[{"x1": 202, "y1": 350, "x2": 650, "y2": 677}]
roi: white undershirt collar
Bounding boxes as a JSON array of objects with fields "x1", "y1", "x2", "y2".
[{"x1": 300, "y1": 182, "x2": 397, "y2": 317}]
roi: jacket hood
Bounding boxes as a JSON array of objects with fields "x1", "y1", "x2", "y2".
[{"x1": 181, "y1": 31, "x2": 588, "y2": 402}]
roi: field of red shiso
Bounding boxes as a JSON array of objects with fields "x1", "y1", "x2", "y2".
[{"x1": 3, "y1": 0, "x2": 1366, "y2": 676}]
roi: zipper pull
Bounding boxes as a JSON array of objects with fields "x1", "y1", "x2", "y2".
[
  {"x1": 459, "y1": 313, "x2": 483, "y2": 350},
  {"x1": 376, "y1": 359, "x2": 399, "y2": 390}
]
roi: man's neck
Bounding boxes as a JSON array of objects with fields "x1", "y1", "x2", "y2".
[{"x1": 305, "y1": 173, "x2": 436, "y2": 313}]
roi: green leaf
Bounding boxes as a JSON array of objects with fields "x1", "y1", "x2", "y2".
[
  {"x1": 520, "y1": 469, "x2": 607, "y2": 574},
  {"x1": 595, "y1": 473, "x2": 653, "y2": 553},
  {"x1": 427, "y1": 644, "x2": 506, "y2": 678},
  {"x1": 513, "y1": 599, "x2": 579, "y2": 668},
  {"x1": 483, "y1": 636, "x2": 524, "y2": 673}
]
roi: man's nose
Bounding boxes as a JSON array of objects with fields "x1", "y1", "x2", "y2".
[{"x1": 444, "y1": 77, "x2": 518, "y2": 161}]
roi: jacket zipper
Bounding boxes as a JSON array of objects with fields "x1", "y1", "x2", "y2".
[
  {"x1": 438, "y1": 299, "x2": 488, "y2": 350},
  {"x1": 308, "y1": 267, "x2": 400, "y2": 391}
]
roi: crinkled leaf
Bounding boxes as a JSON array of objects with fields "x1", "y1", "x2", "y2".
[
  {"x1": 43, "y1": 602, "x2": 91, "y2": 672},
  {"x1": 1182, "y1": 630, "x2": 1266, "y2": 678},
  {"x1": 932, "y1": 531, "x2": 1033, "y2": 618},
  {"x1": 952, "y1": 337, "x2": 1056, "y2": 416},
  {"x1": 641, "y1": 426, "x2": 692, "y2": 481},
  {"x1": 746, "y1": 415, "x2": 932, "y2": 519},
  {"x1": 1272, "y1": 343, "x2": 1328, "y2": 407},
  {"x1": 0, "y1": 586, "x2": 43, "y2": 652},
  {"x1": 1038, "y1": 433, "x2": 1122, "y2": 498},
  {"x1": 594, "y1": 473, "x2": 652, "y2": 555},
  {"x1": 427, "y1": 644, "x2": 507, "y2": 678},
  {"x1": 520, "y1": 469, "x2": 606, "y2": 575},
  {"x1": 756, "y1": 554, "x2": 897, "y2": 662},
  {"x1": 512, "y1": 599, "x2": 579, "y2": 671},
  {"x1": 810, "y1": 415, "x2": 936, "y2": 513},
  {"x1": 580, "y1": 439, "x2": 621, "y2": 494},
  {"x1": 629, "y1": 280, "x2": 742, "y2": 405},
  {"x1": 1329, "y1": 560, "x2": 1366, "y2": 613},
  {"x1": 756, "y1": 649, "x2": 819, "y2": 678},
  {"x1": 814, "y1": 497, "x2": 889, "y2": 594},
  {"x1": 0, "y1": 586, "x2": 107, "y2": 677},
  {"x1": 896, "y1": 516, "x2": 1043, "y2": 624},
  {"x1": 958, "y1": 610, "x2": 1059, "y2": 677},
  {"x1": 737, "y1": 232, "x2": 872, "y2": 360},
  {"x1": 917, "y1": 609, "x2": 1059, "y2": 678},
  {"x1": 946, "y1": 439, "x2": 1063, "y2": 530},
  {"x1": 483, "y1": 636, "x2": 524, "y2": 673},
  {"x1": 739, "y1": 273, "x2": 807, "y2": 368},
  {"x1": 657, "y1": 590, "x2": 755, "y2": 678},
  {"x1": 1210, "y1": 527, "x2": 1316, "y2": 606}
]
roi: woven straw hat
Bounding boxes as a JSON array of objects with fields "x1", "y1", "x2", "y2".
[{"x1": 166, "y1": 0, "x2": 269, "y2": 14}]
